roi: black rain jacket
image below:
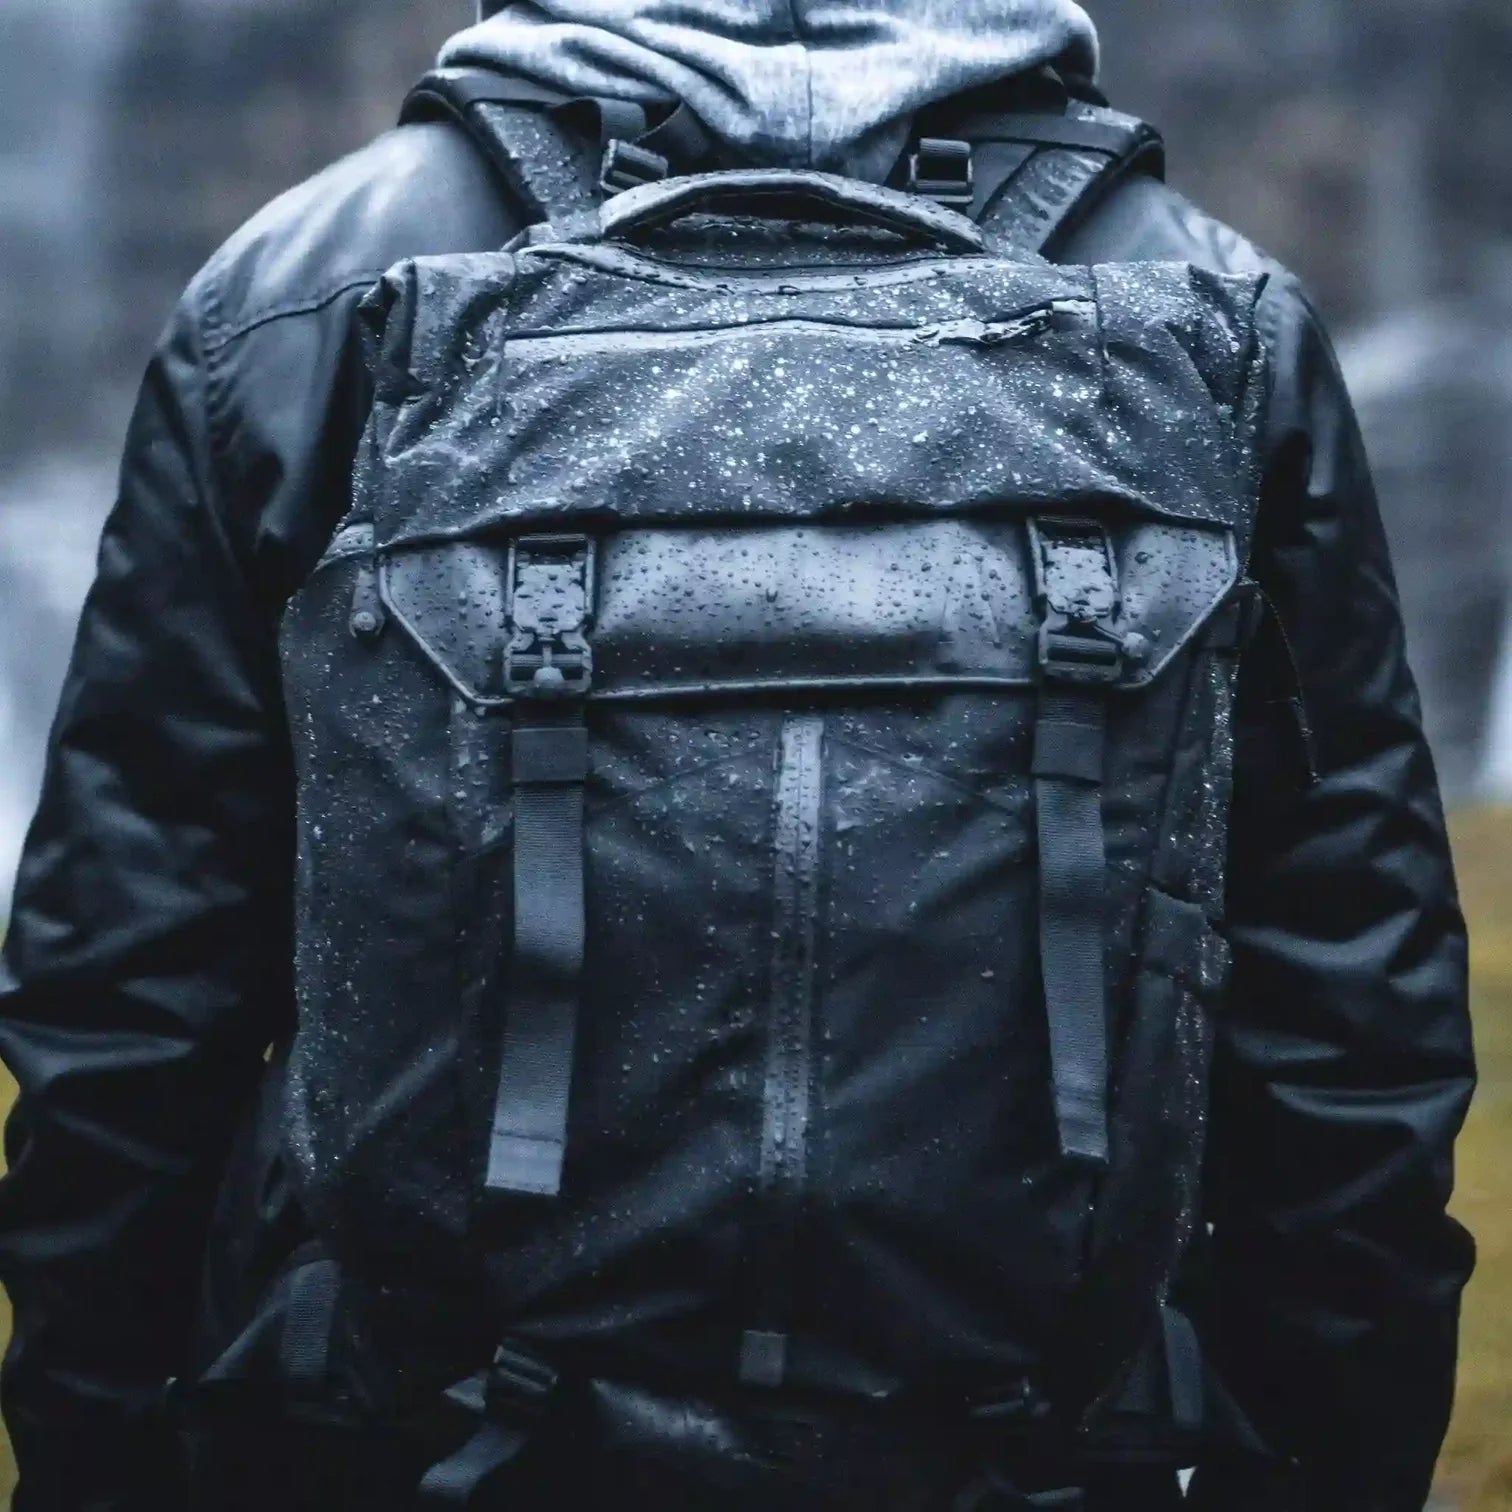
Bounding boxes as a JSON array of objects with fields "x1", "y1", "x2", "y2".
[{"x1": 0, "y1": 85, "x2": 1475, "y2": 1512}]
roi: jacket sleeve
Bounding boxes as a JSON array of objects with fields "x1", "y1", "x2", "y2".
[
  {"x1": 1191, "y1": 274, "x2": 1477, "y2": 1510},
  {"x1": 0, "y1": 283, "x2": 294, "y2": 1511}
]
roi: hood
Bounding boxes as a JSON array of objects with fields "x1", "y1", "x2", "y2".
[{"x1": 441, "y1": 1, "x2": 1099, "y2": 183}]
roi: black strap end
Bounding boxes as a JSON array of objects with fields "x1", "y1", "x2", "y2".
[{"x1": 401, "y1": 67, "x2": 571, "y2": 128}]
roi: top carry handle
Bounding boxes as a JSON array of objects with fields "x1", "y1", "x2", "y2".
[{"x1": 587, "y1": 168, "x2": 988, "y2": 254}]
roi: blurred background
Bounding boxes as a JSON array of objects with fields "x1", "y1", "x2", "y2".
[{"x1": 0, "y1": 0, "x2": 1509, "y2": 1506}]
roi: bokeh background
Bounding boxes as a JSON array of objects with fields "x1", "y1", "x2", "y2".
[{"x1": 1, "y1": 1, "x2": 1509, "y2": 1506}]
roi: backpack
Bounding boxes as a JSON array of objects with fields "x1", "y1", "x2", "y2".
[{"x1": 272, "y1": 68, "x2": 1270, "y2": 1490}]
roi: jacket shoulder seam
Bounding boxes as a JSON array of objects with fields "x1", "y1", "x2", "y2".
[
  {"x1": 201, "y1": 270, "x2": 392, "y2": 354},
  {"x1": 188, "y1": 273, "x2": 233, "y2": 519}
]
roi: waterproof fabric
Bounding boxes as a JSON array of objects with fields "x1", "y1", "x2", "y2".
[
  {"x1": 442, "y1": 0, "x2": 1099, "y2": 181},
  {"x1": 274, "y1": 179, "x2": 1266, "y2": 1428},
  {"x1": 0, "y1": 89, "x2": 1474, "y2": 1512}
]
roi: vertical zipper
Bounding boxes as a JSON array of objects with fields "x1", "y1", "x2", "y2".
[{"x1": 739, "y1": 713, "x2": 825, "y2": 1389}]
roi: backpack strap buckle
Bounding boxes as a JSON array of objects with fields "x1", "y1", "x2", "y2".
[
  {"x1": 1022, "y1": 517, "x2": 1130, "y2": 689},
  {"x1": 1028, "y1": 518, "x2": 1126, "y2": 687},
  {"x1": 907, "y1": 137, "x2": 975, "y2": 207},
  {"x1": 600, "y1": 138, "x2": 670, "y2": 196},
  {"x1": 504, "y1": 534, "x2": 596, "y2": 698},
  {"x1": 488, "y1": 1342, "x2": 559, "y2": 1409},
  {"x1": 1038, "y1": 622, "x2": 1124, "y2": 685}
]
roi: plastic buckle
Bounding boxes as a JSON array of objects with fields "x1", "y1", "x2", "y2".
[
  {"x1": 1037, "y1": 622, "x2": 1125, "y2": 685},
  {"x1": 907, "y1": 137, "x2": 974, "y2": 207},
  {"x1": 1028, "y1": 518, "x2": 1127, "y2": 687},
  {"x1": 599, "y1": 138, "x2": 669, "y2": 196},
  {"x1": 488, "y1": 1343, "x2": 559, "y2": 1406},
  {"x1": 504, "y1": 534, "x2": 596, "y2": 699}
]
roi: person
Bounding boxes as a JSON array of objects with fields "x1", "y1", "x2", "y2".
[{"x1": 0, "y1": 3, "x2": 1475, "y2": 1510}]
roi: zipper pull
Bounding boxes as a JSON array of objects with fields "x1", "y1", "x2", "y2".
[
  {"x1": 349, "y1": 555, "x2": 387, "y2": 642},
  {"x1": 921, "y1": 302, "x2": 1075, "y2": 348}
]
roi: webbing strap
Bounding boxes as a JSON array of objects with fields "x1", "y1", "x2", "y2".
[
  {"x1": 953, "y1": 110, "x2": 1153, "y2": 158},
  {"x1": 487, "y1": 716, "x2": 589, "y2": 1196},
  {"x1": 402, "y1": 68, "x2": 719, "y2": 221},
  {"x1": 968, "y1": 105, "x2": 1163, "y2": 258},
  {"x1": 276, "y1": 1256, "x2": 341, "y2": 1386},
  {"x1": 419, "y1": 1420, "x2": 533, "y2": 1506},
  {"x1": 1160, "y1": 1305, "x2": 1205, "y2": 1433},
  {"x1": 980, "y1": 145, "x2": 1117, "y2": 257},
  {"x1": 1029, "y1": 519, "x2": 1122, "y2": 1167},
  {"x1": 964, "y1": 140, "x2": 1038, "y2": 221},
  {"x1": 1033, "y1": 692, "x2": 1111, "y2": 1165},
  {"x1": 402, "y1": 68, "x2": 602, "y2": 221},
  {"x1": 637, "y1": 102, "x2": 716, "y2": 171}
]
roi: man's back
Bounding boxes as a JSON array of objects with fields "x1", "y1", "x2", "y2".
[{"x1": 0, "y1": 9, "x2": 1473, "y2": 1510}]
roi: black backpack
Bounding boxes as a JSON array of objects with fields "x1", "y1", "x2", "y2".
[{"x1": 267, "y1": 68, "x2": 1269, "y2": 1496}]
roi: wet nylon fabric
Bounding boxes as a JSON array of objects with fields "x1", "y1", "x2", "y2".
[
  {"x1": 0, "y1": 110, "x2": 1473, "y2": 1512},
  {"x1": 302, "y1": 224, "x2": 1262, "y2": 1413},
  {"x1": 441, "y1": 0, "x2": 1098, "y2": 181}
]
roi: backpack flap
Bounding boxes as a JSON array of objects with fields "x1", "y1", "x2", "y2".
[{"x1": 377, "y1": 517, "x2": 1239, "y2": 708}]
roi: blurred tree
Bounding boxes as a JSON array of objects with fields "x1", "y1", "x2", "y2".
[
  {"x1": 100, "y1": 0, "x2": 469, "y2": 416},
  {"x1": 1098, "y1": 0, "x2": 1512, "y2": 325}
]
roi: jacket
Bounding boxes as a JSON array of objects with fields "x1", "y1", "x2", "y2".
[{"x1": 0, "y1": 83, "x2": 1475, "y2": 1512}]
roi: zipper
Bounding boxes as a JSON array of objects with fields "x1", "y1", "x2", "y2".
[
  {"x1": 915, "y1": 306, "x2": 1079, "y2": 345},
  {"x1": 740, "y1": 713, "x2": 826, "y2": 1389},
  {"x1": 503, "y1": 303, "x2": 1082, "y2": 357}
]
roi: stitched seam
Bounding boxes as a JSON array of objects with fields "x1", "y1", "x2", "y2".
[
  {"x1": 203, "y1": 271, "x2": 392, "y2": 353},
  {"x1": 197, "y1": 275, "x2": 235, "y2": 516},
  {"x1": 192, "y1": 275, "x2": 285, "y2": 649}
]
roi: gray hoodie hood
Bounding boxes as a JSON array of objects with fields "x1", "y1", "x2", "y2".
[{"x1": 440, "y1": 1, "x2": 1099, "y2": 183}]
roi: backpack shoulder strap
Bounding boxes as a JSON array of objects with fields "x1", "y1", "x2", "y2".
[
  {"x1": 927, "y1": 102, "x2": 1164, "y2": 260},
  {"x1": 402, "y1": 67, "x2": 721, "y2": 225},
  {"x1": 401, "y1": 66, "x2": 608, "y2": 222}
]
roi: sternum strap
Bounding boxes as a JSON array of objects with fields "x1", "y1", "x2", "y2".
[
  {"x1": 1033, "y1": 687, "x2": 1111, "y2": 1165},
  {"x1": 487, "y1": 713, "x2": 589, "y2": 1197}
]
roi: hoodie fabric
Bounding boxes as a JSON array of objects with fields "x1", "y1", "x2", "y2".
[{"x1": 439, "y1": 1, "x2": 1099, "y2": 183}]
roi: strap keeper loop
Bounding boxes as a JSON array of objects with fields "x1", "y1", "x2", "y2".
[
  {"x1": 600, "y1": 138, "x2": 669, "y2": 195},
  {"x1": 489, "y1": 1342, "x2": 558, "y2": 1405},
  {"x1": 907, "y1": 137, "x2": 975, "y2": 206}
]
